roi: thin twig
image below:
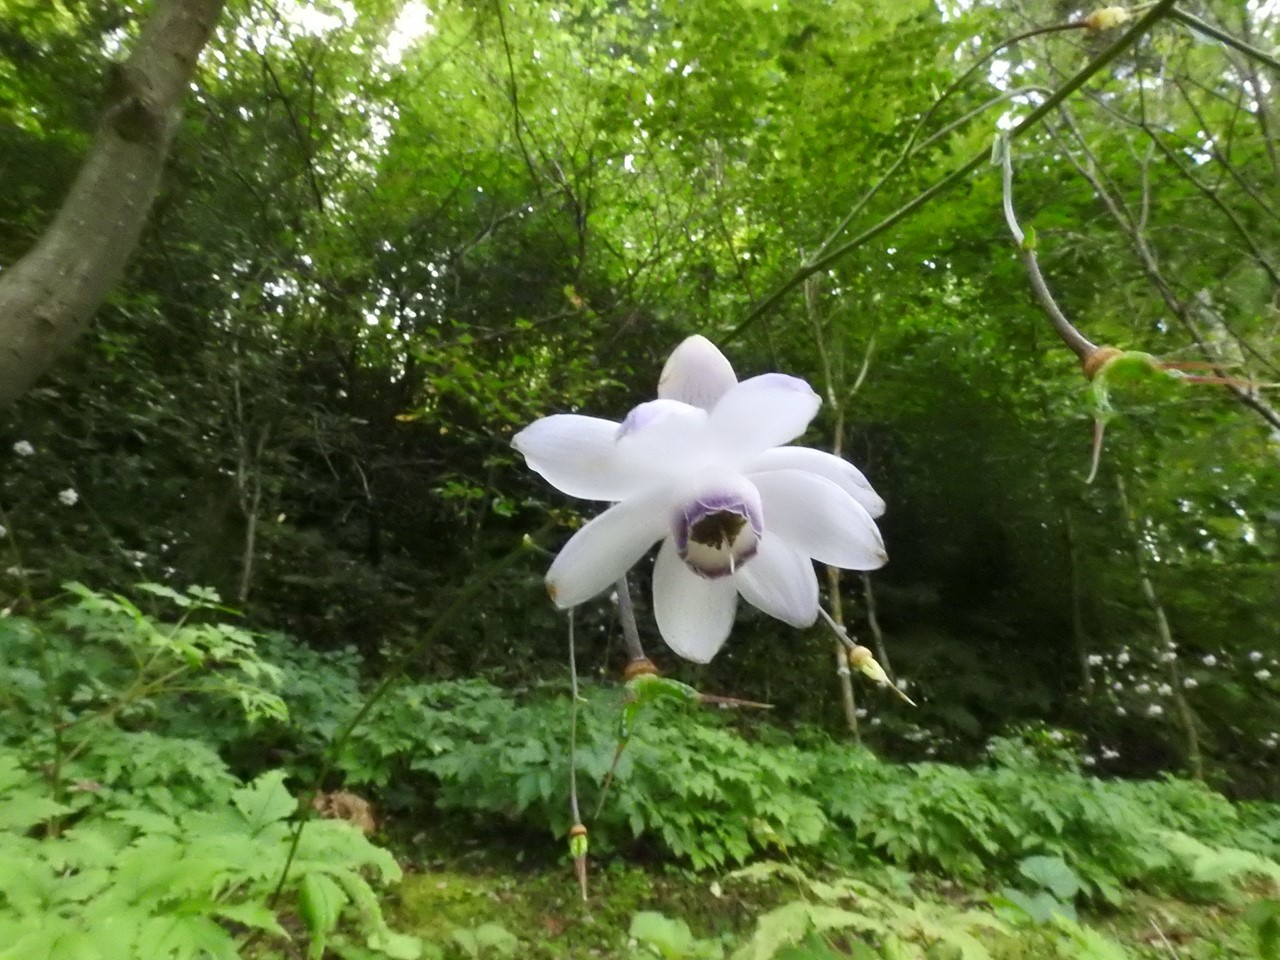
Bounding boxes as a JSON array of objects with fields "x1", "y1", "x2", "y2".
[
  {"x1": 1148, "y1": 916, "x2": 1180, "y2": 959},
  {"x1": 1168, "y1": 6, "x2": 1280, "y2": 74},
  {"x1": 1050, "y1": 109, "x2": 1280, "y2": 430},
  {"x1": 492, "y1": 0, "x2": 542, "y2": 193},
  {"x1": 727, "y1": 0, "x2": 1178, "y2": 342}
]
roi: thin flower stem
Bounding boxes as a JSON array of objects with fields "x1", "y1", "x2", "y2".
[
  {"x1": 614, "y1": 575, "x2": 647, "y2": 664},
  {"x1": 567, "y1": 611, "x2": 582, "y2": 826},
  {"x1": 817, "y1": 607, "x2": 857, "y2": 651}
]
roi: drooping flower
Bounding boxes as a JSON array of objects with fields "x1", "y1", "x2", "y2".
[{"x1": 514, "y1": 335, "x2": 886, "y2": 662}]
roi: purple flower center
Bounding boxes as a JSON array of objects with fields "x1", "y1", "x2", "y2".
[{"x1": 673, "y1": 485, "x2": 763, "y2": 578}]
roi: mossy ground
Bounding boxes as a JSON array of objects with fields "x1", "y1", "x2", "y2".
[
  {"x1": 382, "y1": 826, "x2": 1270, "y2": 959},
  {"x1": 388, "y1": 842, "x2": 768, "y2": 957}
]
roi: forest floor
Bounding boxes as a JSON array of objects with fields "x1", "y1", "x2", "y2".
[{"x1": 384, "y1": 823, "x2": 1262, "y2": 959}]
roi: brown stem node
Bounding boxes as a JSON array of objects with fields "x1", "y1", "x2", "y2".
[
  {"x1": 1082, "y1": 346, "x2": 1123, "y2": 380},
  {"x1": 623, "y1": 658, "x2": 659, "y2": 682}
]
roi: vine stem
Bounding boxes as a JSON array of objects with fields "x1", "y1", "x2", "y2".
[{"x1": 728, "y1": 0, "x2": 1178, "y2": 342}]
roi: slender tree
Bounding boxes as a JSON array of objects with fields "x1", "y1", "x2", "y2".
[{"x1": 0, "y1": 0, "x2": 226, "y2": 405}]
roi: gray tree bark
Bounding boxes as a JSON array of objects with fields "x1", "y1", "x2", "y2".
[{"x1": 0, "y1": 0, "x2": 226, "y2": 405}]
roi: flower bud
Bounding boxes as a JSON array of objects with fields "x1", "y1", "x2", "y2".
[
  {"x1": 1084, "y1": 7, "x2": 1130, "y2": 31},
  {"x1": 847, "y1": 645, "x2": 916, "y2": 706}
]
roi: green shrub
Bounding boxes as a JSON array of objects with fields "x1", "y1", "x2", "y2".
[
  {"x1": 0, "y1": 585, "x2": 424, "y2": 959},
  {"x1": 0, "y1": 748, "x2": 421, "y2": 960}
]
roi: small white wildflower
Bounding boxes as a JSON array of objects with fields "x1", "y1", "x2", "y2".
[
  {"x1": 1117, "y1": 651, "x2": 1131, "y2": 666},
  {"x1": 1083, "y1": 755, "x2": 1096, "y2": 766},
  {"x1": 0, "y1": 525, "x2": 6, "y2": 538},
  {"x1": 1202, "y1": 654, "x2": 1217, "y2": 667},
  {"x1": 1157, "y1": 683, "x2": 1172, "y2": 696},
  {"x1": 1086, "y1": 654, "x2": 1103, "y2": 667},
  {"x1": 869, "y1": 717, "x2": 882, "y2": 727},
  {"x1": 1116, "y1": 706, "x2": 1127, "y2": 716},
  {"x1": 1101, "y1": 746, "x2": 1120, "y2": 760},
  {"x1": 1147, "y1": 704, "x2": 1164, "y2": 717},
  {"x1": 1049, "y1": 730, "x2": 1065, "y2": 742},
  {"x1": 1183, "y1": 677, "x2": 1198, "y2": 689},
  {"x1": 12, "y1": 440, "x2": 34, "y2": 457},
  {"x1": 1257, "y1": 669, "x2": 1272, "y2": 681},
  {"x1": 1160, "y1": 651, "x2": 1176, "y2": 663},
  {"x1": 1111, "y1": 681, "x2": 1123, "y2": 691},
  {"x1": 1250, "y1": 651, "x2": 1263, "y2": 663},
  {"x1": 1136, "y1": 682, "x2": 1150, "y2": 694},
  {"x1": 58, "y1": 488, "x2": 79, "y2": 506}
]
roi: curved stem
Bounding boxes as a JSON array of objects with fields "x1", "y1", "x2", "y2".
[{"x1": 999, "y1": 137, "x2": 1098, "y2": 363}]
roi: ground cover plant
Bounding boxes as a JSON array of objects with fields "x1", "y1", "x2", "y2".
[{"x1": 3, "y1": 0, "x2": 1280, "y2": 956}]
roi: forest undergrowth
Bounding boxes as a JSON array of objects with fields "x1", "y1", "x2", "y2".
[{"x1": 2, "y1": 585, "x2": 1279, "y2": 959}]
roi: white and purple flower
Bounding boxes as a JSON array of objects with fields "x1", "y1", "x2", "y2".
[{"x1": 513, "y1": 335, "x2": 887, "y2": 662}]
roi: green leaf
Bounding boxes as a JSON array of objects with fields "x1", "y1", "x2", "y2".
[
  {"x1": 299, "y1": 871, "x2": 347, "y2": 947},
  {"x1": 231, "y1": 771, "x2": 297, "y2": 833},
  {"x1": 367, "y1": 927, "x2": 425, "y2": 959},
  {"x1": 1017, "y1": 855, "x2": 1082, "y2": 900},
  {"x1": 1245, "y1": 900, "x2": 1280, "y2": 960},
  {"x1": 0, "y1": 791, "x2": 72, "y2": 831},
  {"x1": 214, "y1": 902, "x2": 288, "y2": 938},
  {"x1": 630, "y1": 911, "x2": 702, "y2": 957}
]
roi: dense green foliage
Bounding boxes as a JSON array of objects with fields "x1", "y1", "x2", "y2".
[
  {"x1": 4, "y1": 589, "x2": 1280, "y2": 957},
  {"x1": 3, "y1": 0, "x2": 1278, "y2": 787},
  {"x1": 3, "y1": 0, "x2": 1280, "y2": 956}
]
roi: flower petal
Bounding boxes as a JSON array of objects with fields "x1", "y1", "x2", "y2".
[
  {"x1": 546, "y1": 490, "x2": 671, "y2": 608},
  {"x1": 750, "y1": 469, "x2": 887, "y2": 570},
  {"x1": 746, "y1": 446, "x2": 885, "y2": 518},
  {"x1": 514, "y1": 415, "x2": 644, "y2": 501},
  {"x1": 616, "y1": 400, "x2": 712, "y2": 471},
  {"x1": 709, "y1": 374, "x2": 821, "y2": 460},
  {"x1": 735, "y1": 536, "x2": 819, "y2": 628},
  {"x1": 657, "y1": 335, "x2": 738, "y2": 411},
  {"x1": 653, "y1": 537, "x2": 739, "y2": 663}
]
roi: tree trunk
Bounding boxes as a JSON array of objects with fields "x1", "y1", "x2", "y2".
[
  {"x1": 1115, "y1": 475, "x2": 1204, "y2": 780},
  {"x1": 0, "y1": 0, "x2": 226, "y2": 405}
]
